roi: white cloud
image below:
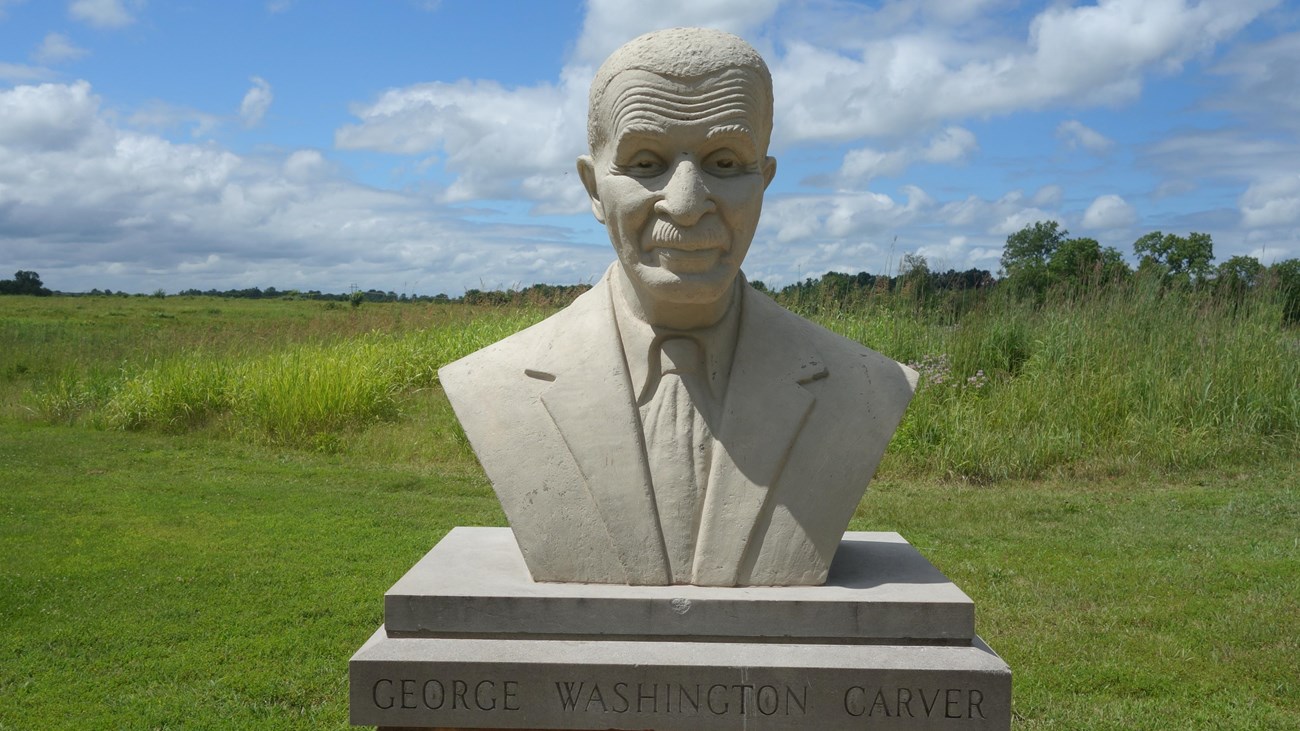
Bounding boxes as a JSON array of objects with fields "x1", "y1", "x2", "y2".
[
  {"x1": 332, "y1": 0, "x2": 1274, "y2": 218},
  {"x1": 0, "y1": 62, "x2": 55, "y2": 83},
  {"x1": 1082, "y1": 194, "x2": 1137, "y2": 229},
  {"x1": 990, "y1": 207, "x2": 1057, "y2": 236},
  {"x1": 743, "y1": 184, "x2": 1019, "y2": 284},
  {"x1": 937, "y1": 188, "x2": 1065, "y2": 239},
  {"x1": 1240, "y1": 175, "x2": 1300, "y2": 228},
  {"x1": 33, "y1": 33, "x2": 88, "y2": 64},
  {"x1": 336, "y1": 67, "x2": 590, "y2": 211},
  {"x1": 0, "y1": 0, "x2": 28, "y2": 20},
  {"x1": 838, "y1": 148, "x2": 902, "y2": 182},
  {"x1": 267, "y1": 0, "x2": 293, "y2": 13},
  {"x1": 761, "y1": 187, "x2": 929, "y2": 245},
  {"x1": 1243, "y1": 229, "x2": 1300, "y2": 264},
  {"x1": 14, "y1": 1, "x2": 1289, "y2": 293},
  {"x1": 335, "y1": 0, "x2": 789, "y2": 213},
  {"x1": 282, "y1": 149, "x2": 330, "y2": 181},
  {"x1": 921, "y1": 126, "x2": 978, "y2": 163},
  {"x1": 68, "y1": 0, "x2": 139, "y2": 28},
  {"x1": 0, "y1": 81, "x2": 612, "y2": 295},
  {"x1": 1209, "y1": 30, "x2": 1300, "y2": 133},
  {"x1": 128, "y1": 99, "x2": 221, "y2": 138},
  {"x1": 239, "y1": 76, "x2": 273, "y2": 127},
  {"x1": 914, "y1": 234, "x2": 1002, "y2": 272},
  {"x1": 0, "y1": 80, "x2": 102, "y2": 150},
  {"x1": 574, "y1": 0, "x2": 781, "y2": 64},
  {"x1": 917, "y1": 0, "x2": 1015, "y2": 26},
  {"x1": 1144, "y1": 129, "x2": 1300, "y2": 183},
  {"x1": 1057, "y1": 119, "x2": 1113, "y2": 153},
  {"x1": 837, "y1": 126, "x2": 977, "y2": 183},
  {"x1": 1032, "y1": 184, "x2": 1064, "y2": 207},
  {"x1": 772, "y1": 0, "x2": 1274, "y2": 143}
]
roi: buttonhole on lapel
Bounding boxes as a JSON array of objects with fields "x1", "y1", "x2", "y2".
[
  {"x1": 797, "y1": 366, "x2": 828, "y2": 385},
  {"x1": 524, "y1": 369, "x2": 557, "y2": 382}
]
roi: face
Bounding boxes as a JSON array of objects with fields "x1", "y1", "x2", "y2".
[{"x1": 578, "y1": 68, "x2": 777, "y2": 308}]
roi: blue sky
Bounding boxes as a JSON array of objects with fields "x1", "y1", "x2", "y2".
[{"x1": 1, "y1": 0, "x2": 1298, "y2": 295}]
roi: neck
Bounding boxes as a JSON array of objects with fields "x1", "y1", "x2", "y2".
[{"x1": 614, "y1": 268, "x2": 737, "y2": 330}]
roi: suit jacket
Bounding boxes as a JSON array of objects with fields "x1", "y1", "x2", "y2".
[{"x1": 439, "y1": 269, "x2": 916, "y2": 586}]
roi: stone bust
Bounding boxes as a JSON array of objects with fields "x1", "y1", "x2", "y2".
[{"x1": 439, "y1": 28, "x2": 917, "y2": 587}]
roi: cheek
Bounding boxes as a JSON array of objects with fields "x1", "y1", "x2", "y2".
[
  {"x1": 598, "y1": 177, "x2": 658, "y2": 227},
  {"x1": 715, "y1": 178, "x2": 767, "y2": 226}
]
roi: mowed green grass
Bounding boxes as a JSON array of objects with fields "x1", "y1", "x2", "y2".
[
  {"x1": 861, "y1": 465, "x2": 1299, "y2": 729},
  {"x1": 2, "y1": 422, "x2": 1295, "y2": 729},
  {"x1": 0, "y1": 421, "x2": 501, "y2": 730},
  {"x1": 1, "y1": 292, "x2": 1297, "y2": 729}
]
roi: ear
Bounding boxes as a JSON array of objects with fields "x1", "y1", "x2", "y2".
[
  {"x1": 762, "y1": 156, "x2": 777, "y2": 189},
  {"x1": 576, "y1": 155, "x2": 605, "y2": 223}
]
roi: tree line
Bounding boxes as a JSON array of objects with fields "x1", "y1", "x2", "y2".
[
  {"x1": 0, "y1": 270, "x2": 52, "y2": 296},
  {"x1": 752, "y1": 221, "x2": 1298, "y2": 323},
  {"x1": 5, "y1": 221, "x2": 1298, "y2": 321}
]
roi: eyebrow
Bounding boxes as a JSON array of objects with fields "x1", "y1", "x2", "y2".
[
  {"x1": 609, "y1": 122, "x2": 762, "y2": 160},
  {"x1": 612, "y1": 125, "x2": 667, "y2": 154},
  {"x1": 706, "y1": 124, "x2": 756, "y2": 142},
  {"x1": 705, "y1": 125, "x2": 759, "y2": 154}
]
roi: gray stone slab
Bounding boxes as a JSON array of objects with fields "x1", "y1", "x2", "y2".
[
  {"x1": 351, "y1": 627, "x2": 1011, "y2": 730},
  {"x1": 385, "y1": 528, "x2": 974, "y2": 643}
]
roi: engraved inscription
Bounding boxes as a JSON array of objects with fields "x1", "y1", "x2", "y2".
[
  {"x1": 371, "y1": 678, "x2": 520, "y2": 712},
  {"x1": 555, "y1": 681, "x2": 808, "y2": 717},
  {"x1": 365, "y1": 675, "x2": 996, "y2": 724},
  {"x1": 843, "y1": 686, "x2": 986, "y2": 719}
]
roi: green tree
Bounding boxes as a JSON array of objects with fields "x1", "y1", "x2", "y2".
[
  {"x1": 1002, "y1": 221, "x2": 1067, "y2": 273},
  {"x1": 819, "y1": 271, "x2": 855, "y2": 302},
  {"x1": 900, "y1": 252, "x2": 929, "y2": 278},
  {"x1": 1047, "y1": 236, "x2": 1099, "y2": 282},
  {"x1": 1097, "y1": 246, "x2": 1131, "y2": 283},
  {"x1": 899, "y1": 252, "x2": 931, "y2": 301},
  {"x1": 1214, "y1": 255, "x2": 1263, "y2": 297},
  {"x1": 1133, "y1": 231, "x2": 1215, "y2": 285},
  {"x1": 1267, "y1": 258, "x2": 1300, "y2": 324},
  {"x1": 1047, "y1": 238, "x2": 1131, "y2": 286},
  {"x1": 0, "y1": 270, "x2": 53, "y2": 296},
  {"x1": 1001, "y1": 221, "x2": 1068, "y2": 295}
]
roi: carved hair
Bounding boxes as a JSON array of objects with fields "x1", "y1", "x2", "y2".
[{"x1": 587, "y1": 27, "x2": 774, "y2": 153}]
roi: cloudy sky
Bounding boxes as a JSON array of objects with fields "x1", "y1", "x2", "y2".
[{"x1": 1, "y1": 0, "x2": 1297, "y2": 295}]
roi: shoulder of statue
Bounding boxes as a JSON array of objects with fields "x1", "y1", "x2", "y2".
[
  {"x1": 739, "y1": 283, "x2": 918, "y2": 398},
  {"x1": 439, "y1": 276, "x2": 614, "y2": 394}
]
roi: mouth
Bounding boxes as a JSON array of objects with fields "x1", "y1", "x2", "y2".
[{"x1": 652, "y1": 246, "x2": 723, "y2": 273}]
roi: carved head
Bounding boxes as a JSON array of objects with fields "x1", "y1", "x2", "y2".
[{"x1": 578, "y1": 28, "x2": 777, "y2": 318}]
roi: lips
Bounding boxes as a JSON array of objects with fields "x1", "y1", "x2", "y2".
[{"x1": 654, "y1": 247, "x2": 722, "y2": 273}]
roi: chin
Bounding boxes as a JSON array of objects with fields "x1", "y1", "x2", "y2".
[{"x1": 632, "y1": 263, "x2": 737, "y2": 305}]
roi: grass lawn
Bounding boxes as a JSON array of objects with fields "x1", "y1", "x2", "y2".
[
  {"x1": 2, "y1": 417, "x2": 1295, "y2": 729},
  {"x1": 2, "y1": 293, "x2": 1296, "y2": 728},
  {"x1": 0, "y1": 420, "x2": 501, "y2": 730},
  {"x1": 860, "y1": 464, "x2": 1299, "y2": 728}
]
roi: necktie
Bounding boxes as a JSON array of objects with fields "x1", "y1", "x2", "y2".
[{"x1": 641, "y1": 337, "x2": 712, "y2": 582}]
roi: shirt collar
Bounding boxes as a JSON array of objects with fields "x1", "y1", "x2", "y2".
[{"x1": 611, "y1": 272, "x2": 743, "y2": 406}]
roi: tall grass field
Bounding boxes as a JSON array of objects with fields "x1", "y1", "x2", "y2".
[
  {"x1": 1, "y1": 282, "x2": 1297, "y2": 729},
  {"x1": 6, "y1": 278, "x2": 1295, "y2": 480}
]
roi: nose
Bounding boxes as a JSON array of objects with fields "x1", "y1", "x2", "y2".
[{"x1": 654, "y1": 159, "x2": 716, "y2": 226}]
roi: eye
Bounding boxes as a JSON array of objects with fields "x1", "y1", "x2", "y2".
[
  {"x1": 704, "y1": 149, "x2": 746, "y2": 177},
  {"x1": 621, "y1": 151, "x2": 666, "y2": 178}
]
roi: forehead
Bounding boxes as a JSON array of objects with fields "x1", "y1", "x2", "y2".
[{"x1": 600, "y1": 69, "x2": 769, "y2": 149}]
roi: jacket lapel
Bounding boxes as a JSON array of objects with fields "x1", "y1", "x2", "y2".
[
  {"x1": 691, "y1": 290, "x2": 824, "y2": 586},
  {"x1": 532, "y1": 276, "x2": 672, "y2": 585}
]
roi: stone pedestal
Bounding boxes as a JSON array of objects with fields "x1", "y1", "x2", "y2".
[{"x1": 350, "y1": 528, "x2": 1011, "y2": 730}]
